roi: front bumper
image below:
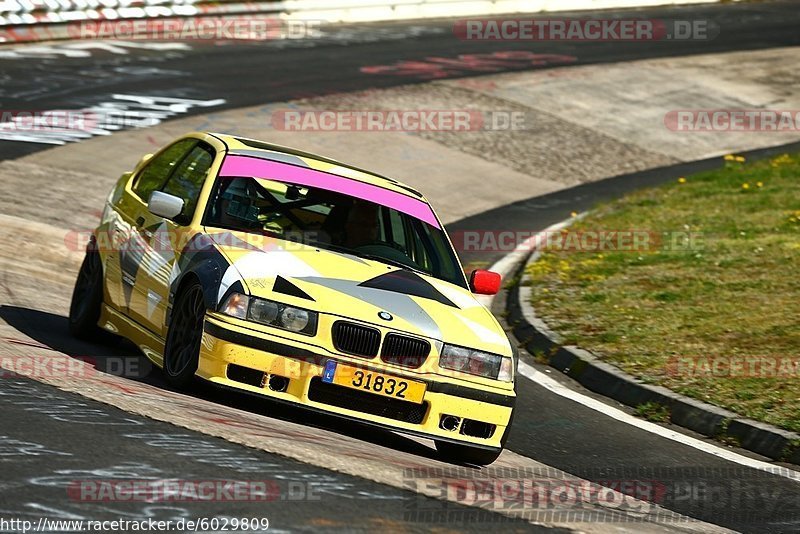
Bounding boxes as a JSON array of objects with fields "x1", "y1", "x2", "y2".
[{"x1": 199, "y1": 316, "x2": 515, "y2": 449}]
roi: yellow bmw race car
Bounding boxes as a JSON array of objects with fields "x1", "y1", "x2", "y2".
[{"x1": 69, "y1": 132, "x2": 516, "y2": 465}]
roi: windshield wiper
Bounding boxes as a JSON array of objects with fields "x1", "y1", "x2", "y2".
[
  {"x1": 307, "y1": 241, "x2": 429, "y2": 276},
  {"x1": 355, "y1": 253, "x2": 428, "y2": 277}
]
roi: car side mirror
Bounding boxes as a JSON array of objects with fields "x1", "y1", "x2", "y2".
[
  {"x1": 469, "y1": 269, "x2": 502, "y2": 295},
  {"x1": 134, "y1": 153, "x2": 154, "y2": 173},
  {"x1": 148, "y1": 191, "x2": 184, "y2": 220}
]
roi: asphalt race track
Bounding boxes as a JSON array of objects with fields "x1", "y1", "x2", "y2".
[
  {"x1": 2, "y1": 1, "x2": 800, "y2": 533},
  {"x1": 0, "y1": 375, "x2": 544, "y2": 532},
  {"x1": 2, "y1": 1, "x2": 800, "y2": 161}
]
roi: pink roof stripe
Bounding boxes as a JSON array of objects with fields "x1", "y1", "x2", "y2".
[{"x1": 219, "y1": 155, "x2": 441, "y2": 229}]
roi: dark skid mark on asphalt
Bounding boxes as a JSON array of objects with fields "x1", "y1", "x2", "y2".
[
  {"x1": 1, "y1": 2, "x2": 800, "y2": 159},
  {"x1": 0, "y1": 305, "x2": 455, "y2": 462}
]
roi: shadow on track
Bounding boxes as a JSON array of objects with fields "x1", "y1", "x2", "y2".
[{"x1": 0, "y1": 304, "x2": 460, "y2": 466}]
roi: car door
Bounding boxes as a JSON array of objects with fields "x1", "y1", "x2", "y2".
[
  {"x1": 99, "y1": 170, "x2": 136, "y2": 313},
  {"x1": 132, "y1": 141, "x2": 216, "y2": 338},
  {"x1": 117, "y1": 138, "x2": 197, "y2": 330}
]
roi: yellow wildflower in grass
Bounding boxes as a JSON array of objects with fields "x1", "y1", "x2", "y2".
[
  {"x1": 756, "y1": 182, "x2": 763, "y2": 188},
  {"x1": 771, "y1": 154, "x2": 793, "y2": 167},
  {"x1": 528, "y1": 260, "x2": 555, "y2": 278},
  {"x1": 678, "y1": 177, "x2": 687, "y2": 184},
  {"x1": 735, "y1": 156, "x2": 746, "y2": 163},
  {"x1": 556, "y1": 260, "x2": 573, "y2": 281},
  {"x1": 580, "y1": 257, "x2": 601, "y2": 268},
  {"x1": 724, "y1": 154, "x2": 736, "y2": 161},
  {"x1": 742, "y1": 183, "x2": 750, "y2": 190}
]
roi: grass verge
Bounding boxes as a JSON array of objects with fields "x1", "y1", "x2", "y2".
[{"x1": 526, "y1": 153, "x2": 800, "y2": 432}]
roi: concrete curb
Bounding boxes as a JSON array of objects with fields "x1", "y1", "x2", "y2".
[{"x1": 504, "y1": 153, "x2": 800, "y2": 466}]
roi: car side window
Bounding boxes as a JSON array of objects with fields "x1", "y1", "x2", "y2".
[
  {"x1": 378, "y1": 207, "x2": 407, "y2": 249},
  {"x1": 405, "y1": 218, "x2": 431, "y2": 269},
  {"x1": 161, "y1": 143, "x2": 215, "y2": 223},
  {"x1": 132, "y1": 139, "x2": 196, "y2": 202}
]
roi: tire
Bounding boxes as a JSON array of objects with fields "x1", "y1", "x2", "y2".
[
  {"x1": 68, "y1": 245, "x2": 107, "y2": 340},
  {"x1": 163, "y1": 281, "x2": 205, "y2": 389}
]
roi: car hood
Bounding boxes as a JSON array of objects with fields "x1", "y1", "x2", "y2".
[{"x1": 208, "y1": 230, "x2": 512, "y2": 356}]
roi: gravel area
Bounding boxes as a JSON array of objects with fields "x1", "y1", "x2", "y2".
[{"x1": 314, "y1": 83, "x2": 678, "y2": 186}]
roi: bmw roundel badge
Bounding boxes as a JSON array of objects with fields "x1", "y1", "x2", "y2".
[{"x1": 378, "y1": 311, "x2": 393, "y2": 321}]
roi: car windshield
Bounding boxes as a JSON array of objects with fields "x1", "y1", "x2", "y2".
[{"x1": 203, "y1": 175, "x2": 466, "y2": 288}]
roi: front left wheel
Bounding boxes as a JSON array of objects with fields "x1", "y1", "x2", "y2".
[
  {"x1": 163, "y1": 282, "x2": 205, "y2": 389},
  {"x1": 69, "y1": 245, "x2": 107, "y2": 340}
]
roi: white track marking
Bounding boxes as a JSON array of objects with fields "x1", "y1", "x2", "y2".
[
  {"x1": 518, "y1": 361, "x2": 800, "y2": 483},
  {"x1": 0, "y1": 41, "x2": 189, "y2": 59},
  {"x1": 486, "y1": 216, "x2": 800, "y2": 483},
  {"x1": 0, "y1": 94, "x2": 226, "y2": 145}
]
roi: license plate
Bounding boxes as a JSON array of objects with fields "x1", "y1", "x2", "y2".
[{"x1": 321, "y1": 361, "x2": 426, "y2": 403}]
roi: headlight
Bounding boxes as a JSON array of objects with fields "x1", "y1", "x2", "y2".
[
  {"x1": 250, "y1": 298, "x2": 279, "y2": 324},
  {"x1": 279, "y1": 307, "x2": 309, "y2": 332},
  {"x1": 220, "y1": 293, "x2": 317, "y2": 336},
  {"x1": 439, "y1": 344, "x2": 513, "y2": 382}
]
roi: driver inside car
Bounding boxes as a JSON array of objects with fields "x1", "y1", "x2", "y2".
[
  {"x1": 333, "y1": 200, "x2": 422, "y2": 269},
  {"x1": 342, "y1": 200, "x2": 380, "y2": 249}
]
